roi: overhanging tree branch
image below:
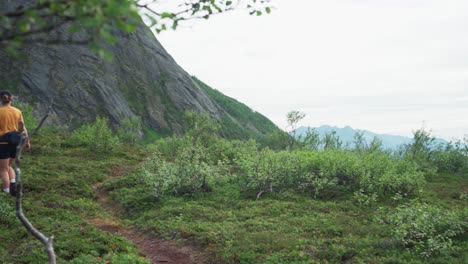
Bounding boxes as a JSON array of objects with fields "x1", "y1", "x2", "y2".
[
  {"x1": 0, "y1": 0, "x2": 272, "y2": 48},
  {"x1": 15, "y1": 105, "x2": 55, "y2": 264}
]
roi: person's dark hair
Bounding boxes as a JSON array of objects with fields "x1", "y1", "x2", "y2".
[{"x1": 0, "y1": 90, "x2": 13, "y2": 104}]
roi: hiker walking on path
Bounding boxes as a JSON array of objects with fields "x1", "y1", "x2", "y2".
[{"x1": 0, "y1": 90, "x2": 30, "y2": 196}]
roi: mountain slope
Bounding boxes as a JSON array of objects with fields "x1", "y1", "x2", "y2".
[
  {"x1": 194, "y1": 77, "x2": 279, "y2": 140},
  {"x1": 0, "y1": 1, "x2": 280, "y2": 139}
]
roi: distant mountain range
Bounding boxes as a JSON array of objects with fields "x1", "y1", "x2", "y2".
[{"x1": 293, "y1": 125, "x2": 448, "y2": 150}]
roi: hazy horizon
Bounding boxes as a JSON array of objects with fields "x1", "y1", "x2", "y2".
[
  {"x1": 295, "y1": 124, "x2": 451, "y2": 141},
  {"x1": 156, "y1": 0, "x2": 468, "y2": 141}
]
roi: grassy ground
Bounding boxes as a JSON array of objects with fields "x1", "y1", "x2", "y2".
[
  {"x1": 106, "y1": 171, "x2": 467, "y2": 263},
  {"x1": 0, "y1": 131, "x2": 149, "y2": 263},
  {"x1": 0, "y1": 130, "x2": 466, "y2": 263}
]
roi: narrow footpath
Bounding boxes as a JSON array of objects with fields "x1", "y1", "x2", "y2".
[{"x1": 89, "y1": 165, "x2": 205, "y2": 264}]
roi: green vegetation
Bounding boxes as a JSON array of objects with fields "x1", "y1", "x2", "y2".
[
  {"x1": 116, "y1": 75, "x2": 282, "y2": 141},
  {"x1": 383, "y1": 201, "x2": 466, "y2": 257},
  {"x1": 194, "y1": 77, "x2": 280, "y2": 140},
  {"x1": 65, "y1": 116, "x2": 120, "y2": 151},
  {"x1": 108, "y1": 113, "x2": 466, "y2": 263},
  {"x1": 1, "y1": 1, "x2": 272, "y2": 54},
  {"x1": 1, "y1": 112, "x2": 466, "y2": 263},
  {"x1": 0, "y1": 127, "x2": 149, "y2": 263},
  {"x1": 117, "y1": 116, "x2": 143, "y2": 144}
]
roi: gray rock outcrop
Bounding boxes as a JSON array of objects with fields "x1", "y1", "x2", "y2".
[{"x1": 0, "y1": 1, "x2": 226, "y2": 134}]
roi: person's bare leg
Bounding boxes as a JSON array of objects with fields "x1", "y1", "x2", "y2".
[
  {"x1": 8, "y1": 158, "x2": 15, "y2": 182},
  {"x1": 0, "y1": 159, "x2": 10, "y2": 192}
]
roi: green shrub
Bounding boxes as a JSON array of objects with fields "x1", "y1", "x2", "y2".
[
  {"x1": 31, "y1": 125, "x2": 69, "y2": 155},
  {"x1": 400, "y1": 128, "x2": 468, "y2": 176},
  {"x1": 117, "y1": 116, "x2": 142, "y2": 145},
  {"x1": 152, "y1": 136, "x2": 190, "y2": 161},
  {"x1": 15, "y1": 101, "x2": 38, "y2": 131},
  {"x1": 360, "y1": 152, "x2": 425, "y2": 197},
  {"x1": 184, "y1": 110, "x2": 220, "y2": 147},
  {"x1": 140, "y1": 147, "x2": 224, "y2": 198},
  {"x1": 403, "y1": 128, "x2": 441, "y2": 173},
  {"x1": 237, "y1": 148, "x2": 295, "y2": 195},
  {"x1": 432, "y1": 140, "x2": 468, "y2": 175},
  {"x1": 236, "y1": 149, "x2": 344, "y2": 198},
  {"x1": 236, "y1": 149, "x2": 425, "y2": 200},
  {"x1": 206, "y1": 138, "x2": 258, "y2": 166},
  {"x1": 383, "y1": 201, "x2": 467, "y2": 257},
  {"x1": 66, "y1": 116, "x2": 120, "y2": 151}
]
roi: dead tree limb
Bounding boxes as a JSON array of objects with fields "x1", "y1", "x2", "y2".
[{"x1": 14, "y1": 106, "x2": 55, "y2": 264}]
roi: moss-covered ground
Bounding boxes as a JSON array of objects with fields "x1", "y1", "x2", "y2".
[
  {"x1": 0, "y1": 130, "x2": 148, "y2": 263},
  {"x1": 106, "y1": 172, "x2": 467, "y2": 264},
  {"x1": 0, "y1": 129, "x2": 466, "y2": 263}
]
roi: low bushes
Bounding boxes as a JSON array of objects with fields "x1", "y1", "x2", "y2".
[
  {"x1": 139, "y1": 147, "x2": 224, "y2": 198},
  {"x1": 138, "y1": 139, "x2": 426, "y2": 202},
  {"x1": 382, "y1": 201, "x2": 467, "y2": 257},
  {"x1": 65, "y1": 116, "x2": 120, "y2": 151},
  {"x1": 236, "y1": 149, "x2": 425, "y2": 201}
]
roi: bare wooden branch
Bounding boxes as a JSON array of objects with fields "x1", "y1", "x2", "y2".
[
  {"x1": 29, "y1": 104, "x2": 53, "y2": 138},
  {"x1": 136, "y1": 3, "x2": 162, "y2": 16},
  {"x1": 14, "y1": 106, "x2": 55, "y2": 264},
  {"x1": 256, "y1": 190, "x2": 264, "y2": 200}
]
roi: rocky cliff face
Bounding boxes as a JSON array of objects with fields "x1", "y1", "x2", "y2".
[
  {"x1": 1, "y1": 27, "x2": 222, "y2": 133},
  {"x1": 1, "y1": 1, "x2": 274, "y2": 137}
]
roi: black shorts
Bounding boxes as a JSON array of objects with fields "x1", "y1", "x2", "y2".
[{"x1": 0, "y1": 142, "x2": 17, "y2": 159}]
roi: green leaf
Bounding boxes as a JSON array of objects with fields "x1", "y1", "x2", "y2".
[
  {"x1": 100, "y1": 27, "x2": 117, "y2": 45},
  {"x1": 161, "y1": 12, "x2": 173, "y2": 19},
  {"x1": 145, "y1": 14, "x2": 158, "y2": 26},
  {"x1": 18, "y1": 20, "x2": 30, "y2": 33},
  {"x1": 172, "y1": 20, "x2": 178, "y2": 30},
  {"x1": 203, "y1": 6, "x2": 213, "y2": 14},
  {"x1": 265, "y1": 7, "x2": 271, "y2": 14},
  {"x1": 226, "y1": 1, "x2": 232, "y2": 6}
]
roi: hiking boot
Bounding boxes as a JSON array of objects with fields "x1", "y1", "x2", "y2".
[{"x1": 9, "y1": 182, "x2": 16, "y2": 197}]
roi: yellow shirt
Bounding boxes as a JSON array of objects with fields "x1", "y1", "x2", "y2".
[{"x1": 0, "y1": 105, "x2": 23, "y2": 136}]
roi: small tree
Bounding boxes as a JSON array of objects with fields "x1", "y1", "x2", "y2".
[
  {"x1": 117, "y1": 116, "x2": 142, "y2": 144},
  {"x1": 322, "y1": 131, "x2": 342, "y2": 150},
  {"x1": 368, "y1": 136, "x2": 384, "y2": 153},
  {"x1": 405, "y1": 128, "x2": 437, "y2": 171},
  {"x1": 184, "y1": 110, "x2": 220, "y2": 148},
  {"x1": 300, "y1": 128, "x2": 321, "y2": 150},
  {"x1": 353, "y1": 131, "x2": 368, "y2": 151},
  {"x1": 286, "y1": 110, "x2": 305, "y2": 150}
]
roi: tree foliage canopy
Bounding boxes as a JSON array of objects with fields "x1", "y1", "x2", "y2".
[{"x1": 0, "y1": 0, "x2": 272, "y2": 52}]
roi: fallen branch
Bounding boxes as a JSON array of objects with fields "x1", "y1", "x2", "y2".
[
  {"x1": 256, "y1": 190, "x2": 264, "y2": 201},
  {"x1": 14, "y1": 106, "x2": 55, "y2": 264}
]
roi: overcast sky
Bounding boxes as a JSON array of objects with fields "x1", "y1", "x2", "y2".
[{"x1": 156, "y1": 0, "x2": 468, "y2": 141}]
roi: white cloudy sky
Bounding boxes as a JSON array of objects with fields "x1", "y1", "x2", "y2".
[{"x1": 155, "y1": 0, "x2": 468, "y2": 140}]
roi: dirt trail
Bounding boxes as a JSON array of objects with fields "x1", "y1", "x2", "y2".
[{"x1": 89, "y1": 165, "x2": 205, "y2": 264}]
